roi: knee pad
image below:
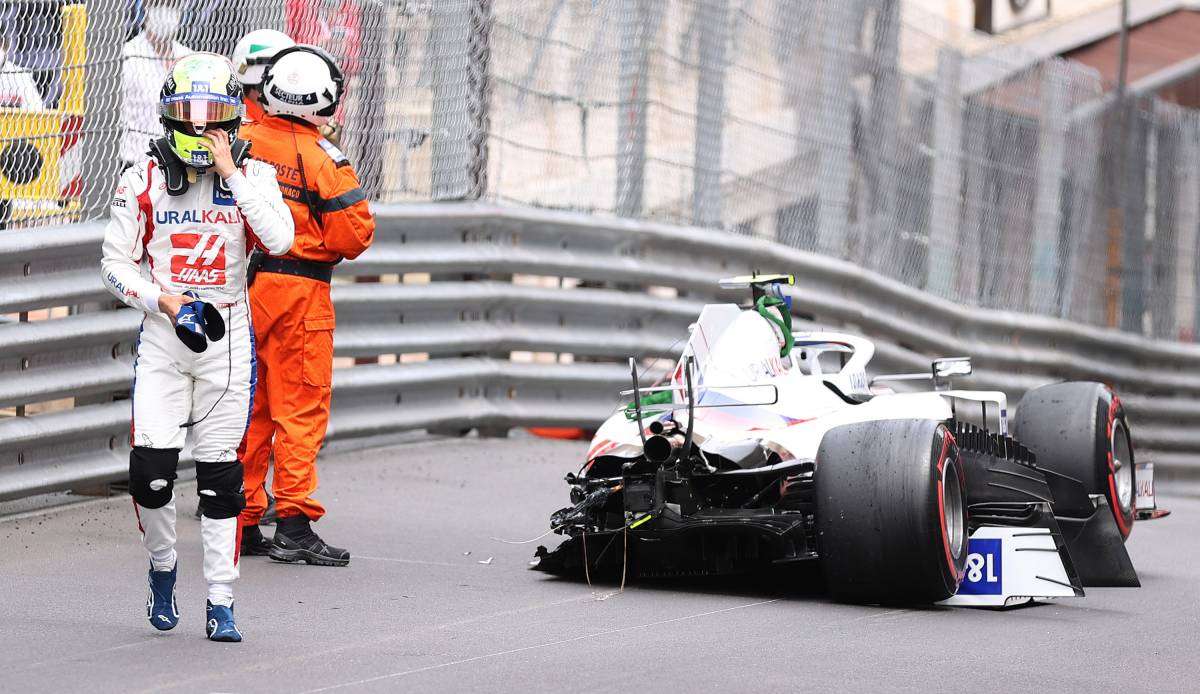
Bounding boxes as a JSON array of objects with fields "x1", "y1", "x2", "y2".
[
  {"x1": 129, "y1": 447, "x2": 180, "y2": 509},
  {"x1": 196, "y1": 460, "x2": 246, "y2": 520}
]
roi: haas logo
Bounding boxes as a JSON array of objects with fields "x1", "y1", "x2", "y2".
[{"x1": 171, "y1": 232, "x2": 227, "y2": 285}]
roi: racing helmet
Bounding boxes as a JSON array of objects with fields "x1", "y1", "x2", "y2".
[
  {"x1": 159, "y1": 52, "x2": 244, "y2": 169},
  {"x1": 259, "y1": 45, "x2": 344, "y2": 126},
  {"x1": 232, "y1": 29, "x2": 295, "y2": 88}
]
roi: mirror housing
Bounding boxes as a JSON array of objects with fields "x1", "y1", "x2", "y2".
[
  {"x1": 869, "y1": 356, "x2": 973, "y2": 391},
  {"x1": 932, "y1": 357, "x2": 972, "y2": 387}
]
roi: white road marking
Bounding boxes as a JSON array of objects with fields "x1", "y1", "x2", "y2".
[
  {"x1": 355, "y1": 554, "x2": 473, "y2": 569},
  {"x1": 16, "y1": 640, "x2": 146, "y2": 670},
  {"x1": 435, "y1": 595, "x2": 598, "y2": 630}
]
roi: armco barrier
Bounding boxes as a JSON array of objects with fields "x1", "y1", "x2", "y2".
[{"x1": 2, "y1": 202, "x2": 1198, "y2": 500}]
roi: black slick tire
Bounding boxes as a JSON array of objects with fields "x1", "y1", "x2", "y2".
[
  {"x1": 1012, "y1": 382, "x2": 1136, "y2": 540},
  {"x1": 816, "y1": 419, "x2": 968, "y2": 604}
]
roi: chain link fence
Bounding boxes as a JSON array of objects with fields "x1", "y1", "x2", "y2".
[{"x1": 2, "y1": 0, "x2": 1200, "y2": 340}]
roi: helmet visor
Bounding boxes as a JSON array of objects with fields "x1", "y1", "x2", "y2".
[{"x1": 160, "y1": 92, "x2": 242, "y2": 128}]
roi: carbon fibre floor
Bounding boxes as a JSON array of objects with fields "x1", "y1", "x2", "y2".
[{"x1": 1, "y1": 436, "x2": 1196, "y2": 693}]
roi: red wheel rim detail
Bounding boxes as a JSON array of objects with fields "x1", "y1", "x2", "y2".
[
  {"x1": 1105, "y1": 393, "x2": 1132, "y2": 538},
  {"x1": 935, "y1": 431, "x2": 962, "y2": 580}
]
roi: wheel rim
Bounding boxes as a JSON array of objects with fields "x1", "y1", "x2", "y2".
[
  {"x1": 1112, "y1": 419, "x2": 1134, "y2": 513},
  {"x1": 942, "y1": 460, "x2": 966, "y2": 563}
]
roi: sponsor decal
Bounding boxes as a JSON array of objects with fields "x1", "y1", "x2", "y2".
[
  {"x1": 170, "y1": 232, "x2": 227, "y2": 286},
  {"x1": 957, "y1": 538, "x2": 1002, "y2": 595},
  {"x1": 189, "y1": 148, "x2": 210, "y2": 166},
  {"x1": 106, "y1": 272, "x2": 128, "y2": 295},
  {"x1": 106, "y1": 273, "x2": 140, "y2": 300},
  {"x1": 1135, "y1": 462, "x2": 1156, "y2": 511},
  {"x1": 111, "y1": 196, "x2": 127, "y2": 208},
  {"x1": 212, "y1": 184, "x2": 235, "y2": 206},
  {"x1": 154, "y1": 208, "x2": 243, "y2": 225},
  {"x1": 746, "y1": 355, "x2": 785, "y2": 380},
  {"x1": 269, "y1": 83, "x2": 318, "y2": 106}
]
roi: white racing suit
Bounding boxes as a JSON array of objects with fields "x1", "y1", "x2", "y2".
[{"x1": 101, "y1": 155, "x2": 293, "y2": 605}]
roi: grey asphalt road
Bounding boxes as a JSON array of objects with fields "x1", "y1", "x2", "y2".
[{"x1": 1, "y1": 436, "x2": 1196, "y2": 693}]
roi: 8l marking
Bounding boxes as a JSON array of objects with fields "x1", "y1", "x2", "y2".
[
  {"x1": 966, "y1": 553, "x2": 997, "y2": 583},
  {"x1": 957, "y1": 538, "x2": 1002, "y2": 595}
]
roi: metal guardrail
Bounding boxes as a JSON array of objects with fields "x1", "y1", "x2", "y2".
[{"x1": 3, "y1": 203, "x2": 1200, "y2": 500}]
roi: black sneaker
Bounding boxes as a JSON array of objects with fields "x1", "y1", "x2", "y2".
[
  {"x1": 240, "y1": 525, "x2": 273, "y2": 556},
  {"x1": 269, "y1": 516, "x2": 350, "y2": 567}
]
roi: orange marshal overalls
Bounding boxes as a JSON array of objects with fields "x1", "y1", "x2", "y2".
[{"x1": 237, "y1": 113, "x2": 374, "y2": 527}]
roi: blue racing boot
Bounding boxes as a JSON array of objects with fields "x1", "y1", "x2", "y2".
[
  {"x1": 205, "y1": 600, "x2": 242, "y2": 642},
  {"x1": 146, "y1": 563, "x2": 179, "y2": 631}
]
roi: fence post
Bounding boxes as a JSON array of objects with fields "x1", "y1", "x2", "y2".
[
  {"x1": 1191, "y1": 116, "x2": 1200, "y2": 340},
  {"x1": 957, "y1": 102, "x2": 985, "y2": 303},
  {"x1": 814, "y1": 0, "x2": 859, "y2": 256},
  {"x1": 1149, "y1": 110, "x2": 1171, "y2": 339},
  {"x1": 1058, "y1": 105, "x2": 1100, "y2": 323},
  {"x1": 692, "y1": 0, "x2": 729, "y2": 229},
  {"x1": 1177, "y1": 113, "x2": 1200, "y2": 341},
  {"x1": 1120, "y1": 102, "x2": 1148, "y2": 332},
  {"x1": 858, "y1": 0, "x2": 901, "y2": 267},
  {"x1": 1030, "y1": 62, "x2": 1067, "y2": 313},
  {"x1": 616, "y1": 0, "x2": 662, "y2": 218},
  {"x1": 430, "y1": 0, "x2": 490, "y2": 201},
  {"x1": 926, "y1": 48, "x2": 963, "y2": 299}
]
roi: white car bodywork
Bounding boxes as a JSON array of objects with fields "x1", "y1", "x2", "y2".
[
  {"x1": 584, "y1": 302, "x2": 1077, "y2": 608},
  {"x1": 590, "y1": 304, "x2": 984, "y2": 466}
]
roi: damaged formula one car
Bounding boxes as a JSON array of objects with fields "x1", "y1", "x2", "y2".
[{"x1": 532, "y1": 275, "x2": 1166, "y2": 606}]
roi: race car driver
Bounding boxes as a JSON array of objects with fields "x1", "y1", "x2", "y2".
[
  {"x1": 101, "y1": 52, "x2": 294, "y2": 641},
  {"x1": 236, "y1": 44, "x2": 374, "y2": 565}
]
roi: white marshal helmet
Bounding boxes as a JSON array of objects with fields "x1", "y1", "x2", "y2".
[
  {"x1": 259, "y1": 45, "x2": 344, "y2": 126},
  {"x1": 232, "y1": 29, "x2": 295, "y2": 88}
]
